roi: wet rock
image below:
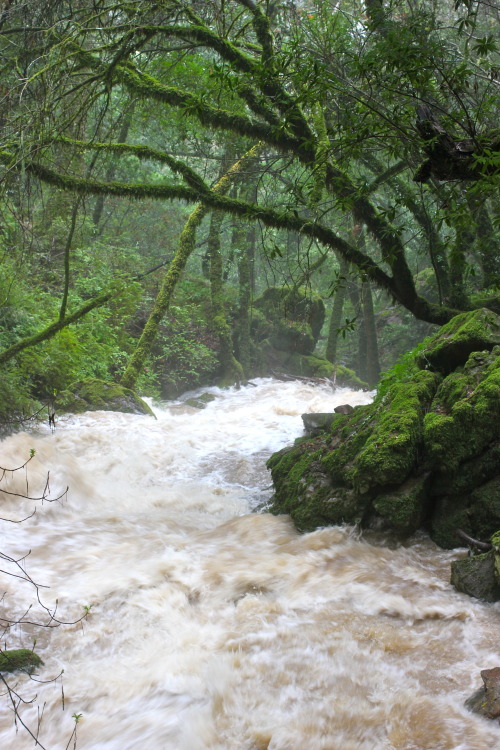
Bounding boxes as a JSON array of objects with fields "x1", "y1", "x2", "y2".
[
  {"x1": 56, "y1": 378, "x2": 155, "y2": 416},
  {"x1": 370, "y1": 474, "x2": 431, "y2": 535},
  {"x1": 450, "y1": 550, "x2": 500, "y2": 602},
  {"x1": 334, "y1": 404, "x2": 354, "y2": 415},
  {"x1": 0, "y1": 649, "x2": 44, "y2": 674},
  {"x1": 465, "y1": 667, "x2": 500, "y2": 720},
  {"x1": 302, "y1": 412, "x2": 336, "y2": 436},
  {"x1": 184, "y1": 392, "x2": 216, "y2": 409}
]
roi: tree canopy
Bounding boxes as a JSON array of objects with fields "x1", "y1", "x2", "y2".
[{"x1": 0, "y1": 0, "x2": 499, "y2": 399}]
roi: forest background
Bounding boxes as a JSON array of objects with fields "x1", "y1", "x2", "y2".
[{"x1": 0, "y1": 0, "x2": 499, "y2": 425}]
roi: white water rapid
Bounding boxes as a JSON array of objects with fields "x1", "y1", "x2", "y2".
[{"x1": 1, "y1": 379, "x2": 499, "y2": 750}]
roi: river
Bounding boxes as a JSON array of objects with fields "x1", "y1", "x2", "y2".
[{"x1": 1, "y1": 378, "x2": 499, "y2": 749}]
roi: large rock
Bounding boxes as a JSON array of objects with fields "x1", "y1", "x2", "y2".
[
  {"x1": 252, "y1": 286, "x2": 325, "y2": 356},
  {"x1": 267, "y1": 310, "x2": 500, "y2": 544},
  {"x1": 450, "y1": 550, "x2": 500, "y2": 602},
  {"x1": 465, "y1": 667, "x2": 500, "y2": 720},
  {"x1": 56, "y1": 378, "x2": 155, "y2": 416}
]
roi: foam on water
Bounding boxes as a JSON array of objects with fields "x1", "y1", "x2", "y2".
[{"x1": 1, "y1": 379, "x2": 499, "y2": 749}]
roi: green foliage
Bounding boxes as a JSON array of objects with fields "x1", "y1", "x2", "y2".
[{"x1": 152, "y1": 303, "x2": 219, "y2": 399}]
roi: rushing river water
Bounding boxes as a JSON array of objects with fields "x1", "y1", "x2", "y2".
[{"x1": 1, "y1": 379, "x2": 499, "y2": 750}]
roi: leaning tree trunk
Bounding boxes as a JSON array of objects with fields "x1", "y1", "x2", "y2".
[{"x1": 120, "y1": 142, "x2": 263, "y2": 391}]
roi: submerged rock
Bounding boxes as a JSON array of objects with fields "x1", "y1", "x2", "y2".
[
  {"x1": 56, "y1": 378, "x2": 155, "y2": 416},
  {"x1": 267, "y1": 309, "x2": 500, "y2": 547},
  {"x1": 184, "y1": 392, "x2": 217, "y2": 409},
  {"x1": 0, "y1": 649, "x2": 44, "y2": 674}
]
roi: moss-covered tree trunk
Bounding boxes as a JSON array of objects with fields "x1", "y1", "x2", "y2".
[
  {"x1": 232, "y1": 218, "x2": 252, "y2": 376},
  {"x1": 325, "y1": 256, "x2": 349, "y2": 364},
  {"x1": 361, "y1": 278, "x2": 380, "y2": 387},
  {"x1": 208, "y1": 208, "x2": 244, "y2": 385},
  {"x1": 347, "y1": 275, "x2": 365, "y2": 379},
  {"x1": 120, "y1": 143, "x2": 262, "y2": 390}
]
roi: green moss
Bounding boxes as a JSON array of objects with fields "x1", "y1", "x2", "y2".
[
  {"x1": 431, "y1": 443, "x2": 500, "y2": 497},
  {"x1": 350, "y1": 370, "x2": 440, "y2": 490},
  {"x1": 424, "y1": 349, "x2": 500, "y2": 471},
  {"x1": 470, "y1": 477, "x2": 500, "y2": 541},
  {"x1": 372, "y1": 474, "x2": 431, "y2": 534},
  {"x1": 57, "y1": 378, "x2": 155, "y2": 416},
  {"x1": 416, "y1": 308, "x2": 500, "y2": 374},
  {"x1": 252, "y1": 286, "x2": 325, "y2": 357},
  {"x1": 0, "y1": 649, "x2": 43, "y2": 673}
]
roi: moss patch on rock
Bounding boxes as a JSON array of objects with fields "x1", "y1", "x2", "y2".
[
  {"x1": 0, "y1": 649, "x2": 44, "y2": 673},
  {"x1": 416, "y1": 308, "x2": 500, "y2": 374},
  {"x1": 56, "y1": 378, "x2": 155, "y2": 416}
]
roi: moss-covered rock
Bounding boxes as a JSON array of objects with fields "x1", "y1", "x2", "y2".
[
  {"x1": 56, "y1": 378, "x2": 155, "y2": 416},
  {"x1": 424, "y1": 348, "x2": 500, "y2": 472},
  {"x1": 371, "y1": 474, "x2": 431, "y2": 534},
  {"x1": 267, "y1": 309, "x2": 500, "y2": 551},
  {"x1": 252, "y1": 286, "x2": 325, "y2": 357},
  {"x1": 0, "y1": 649, "x2": 44, "y2": 673},
  {"x1": 416, "y1": 308, "x2": 500, "y2": 374}
]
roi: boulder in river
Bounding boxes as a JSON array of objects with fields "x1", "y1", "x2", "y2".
[
  {"x1": 249, "y1": 285, "x2": 368, "y2": 388},
  {"x1": 267, "y1": 309, "x2": 500, "y2": 546},
  {"x1": 465, "y1": 667, "x2": 500, "y2": 720},
  {"x1": 56, "y1": 378, "x2": 155, "y2": 416},
  {"x1": 0, "y1": 649, "x2": 44, "y2": 674}
]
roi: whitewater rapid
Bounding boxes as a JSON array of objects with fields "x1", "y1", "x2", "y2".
[{"x1": 0, "y1": 379, "x2": 499, "y2": 749}]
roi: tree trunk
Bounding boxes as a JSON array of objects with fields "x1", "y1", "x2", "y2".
[
  {"x1": 361, "y1": 278, "x2": 380, "y2": 387},
  {"x1": 325, "y1": 257, "x2": 349, "y2": 364},
  {"x1": 208, "y1": 209, "x2": 244, "y2": 385},
  {"x1": 119, "y1": 143, "x2": 263, "y2": 390}
]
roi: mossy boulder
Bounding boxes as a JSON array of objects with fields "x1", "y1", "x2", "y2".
[
  {"x1": 252, "y1": 286, "x2": 325, "y2": 357},
  {"x1": 267, "y1": 309, "x2": 500, "y2": 546},
  {"x1": 56, "y1": 378, "x2": 155, "y2": 416},
  {"x1": 416, "y1": 308, "x2": 500, "y2": 374},
  {"x1": 268, "y1": 368, "x2": 439, "y2": 532},
  {"x1": 0, "y1": 649, "x2": 44, "y2": 674}
]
